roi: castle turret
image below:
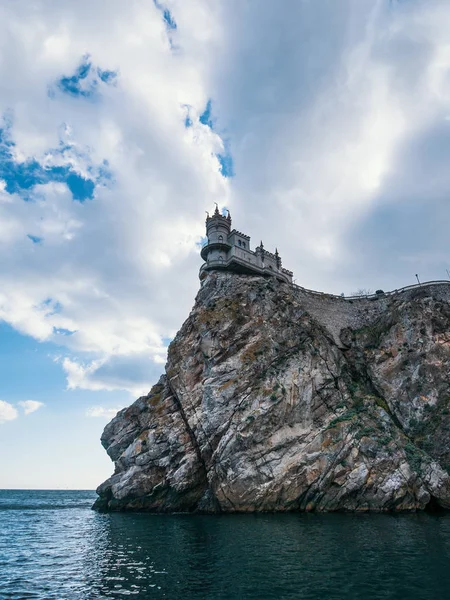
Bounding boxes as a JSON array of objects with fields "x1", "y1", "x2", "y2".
[{"x1": 200, "y1": 205, "x2": 232, "y2": 264}]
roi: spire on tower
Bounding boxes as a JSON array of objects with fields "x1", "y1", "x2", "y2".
[
  {"x1": 227, "y1": 210, "x2": 231, "y2": 222},
  {"x1": 214, "y1": 203, "x2": 220, "y2": 216},
  {"x1": 275, "y1": 248, "x2": 282, "y2": 268}
]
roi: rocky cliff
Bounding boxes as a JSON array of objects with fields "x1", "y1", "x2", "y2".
[{"x1": 94, "y1": 272, "x2": 450, "y2": 512}]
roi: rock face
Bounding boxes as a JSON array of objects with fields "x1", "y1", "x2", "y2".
[{"x1": 94, "y1": 272, "x2": 450, "y2": 513}]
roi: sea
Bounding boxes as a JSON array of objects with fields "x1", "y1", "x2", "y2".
[{"x1": 1, "y1": 490, "x2": 450, "y2": 600}]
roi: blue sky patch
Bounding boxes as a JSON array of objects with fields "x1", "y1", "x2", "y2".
[
  {"x1": 0, "y1": 323, "x2": 68, "y2": 398},
  {"x1": 55, "y1": 55, "x2": 117, "y2": 99},
  {"x1": 27, "y1": 234, "x2": 43, "y2": 244},
  {"x1": 197, "y1": 100, "x2": 234, "y2": 178},
  {"x1": 0, "y1": 140, "x2": 95, "y2": 201},
  {"x1": 42, "y1": 298, "x2": 63, "y2": 315},
  {"x1": 58, "y1": 56, "x2": 95, "y2": 98},
  {"x1": 217, "y1": 151, "x2": 234, "y2": 178},
  {"x1": 66, "y1": 173, "x2": 95, "y2": 201},
  {"x1": 97, "y1": 68, "x2": 117, "y2": 84},
  {"x1": 154, "y1": 1, "x2": 177, "y2": 31},
  {"x1": 163, "y1": 9, "x2": 177, "y2": 30},
  {"x1": 0, "y1": 121, "x2": 110, "y2": 202},
  {"x1": 199, "y1": 99, "x2": 213, "y2": 128}
]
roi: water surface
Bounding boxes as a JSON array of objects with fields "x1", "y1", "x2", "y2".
[{"x1": 1, "y1": 490, "x2": 449, "y2": 599}]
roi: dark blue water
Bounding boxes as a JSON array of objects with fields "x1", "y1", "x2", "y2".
[{"x1": 1, "y1": 490, "x2": 450, "y2": 599}]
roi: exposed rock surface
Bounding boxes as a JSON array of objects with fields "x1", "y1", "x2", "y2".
[{"x1": 94, "y1": 273, "x2": 450, "y2": 513}]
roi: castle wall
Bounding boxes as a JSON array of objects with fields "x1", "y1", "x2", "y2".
[
  {"x1": 261, "y1": 252, "x2": 278, "y2": 271},
  {"x1": 228, "y1": 231, "x2": 250, "y2": 249},
  {"x1": 228, "y1": 245, "x2": 256, "y2": 265},
  {"x1": 208, "y1": 248, "x2": 227, "y2": 262}
]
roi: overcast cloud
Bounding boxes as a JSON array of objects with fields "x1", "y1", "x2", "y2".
[{"x1": 0, "y1": 0, "x2": 449, "y2": 396}]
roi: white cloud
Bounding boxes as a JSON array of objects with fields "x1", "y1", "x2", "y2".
[
  {"x1": 185, "y1": 0, "x2": 450, "y2": 290},
  {"x1": 86, "y1": 406, "x2": 123, "y2": 419},
  {"x1": 0, "y1": 399, "x2": 44, "y2": 423},
  {"x1": 61, "y1": 354, "x2": 157, "y2": 396},
  {"x1": 0, "y1": 0, "x2": 229, "y2": 394},
  {"x1": 0, "y1": 400, "x2": 18, "y2": 424},
  {"x1": 0, "y1": 0, "x2": 449, "y2": 396},
  {"x1": 18, "y1": 400, "x2": 45, "y2": 415}
]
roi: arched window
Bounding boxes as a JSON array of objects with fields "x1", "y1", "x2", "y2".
[
  {"x1": 218, "y1": 256, "x2": 223, "y2": 263},
  {"x1": 238, "y1": 240, "x2": 242, "y2": 247},
  {"x1": 218, "y1": 235, "x2": 223, "y2": 243},
  {"x1": 242, "y1": 242, "x2": 246, "y2": 249}
]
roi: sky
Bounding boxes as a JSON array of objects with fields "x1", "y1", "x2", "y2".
[{"x1": 0, "y1": 0, "x2": 450, "y2": 489}]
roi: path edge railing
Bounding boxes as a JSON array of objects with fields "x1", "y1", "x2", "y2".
[{"x1": 291, "y1": 280, "x2": 450, "y2": 301}]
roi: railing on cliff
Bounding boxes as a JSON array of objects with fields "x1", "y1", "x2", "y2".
[{"x1": 291, "y1": 280, "x2": 450, "y2": 301}]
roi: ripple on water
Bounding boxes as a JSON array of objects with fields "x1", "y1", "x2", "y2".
[{"x1": 1, "y1": 490, "x2": 450, "y2": 599}]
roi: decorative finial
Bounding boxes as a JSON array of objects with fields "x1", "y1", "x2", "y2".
[
  {"x1": 227, "y1": 210, "x2": 231, "y2": 221},
  {"x1": 214, "y1": 203, "x2": 219, "y2": 215},
  {"x1": 205, "y1": 211, "x2": 209, "y2": 218},
  {"x1": 260, "y1": 240, "x2": 264, "y2": 249}
]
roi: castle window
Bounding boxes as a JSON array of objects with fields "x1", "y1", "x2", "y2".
[
  {"x1": 238, "y1": 240, "x2": 242, "y2": 247},
  {"x1": 242, "y1": 242, "x2": 246, "y2": 249},
  {"x1": 218, "y1": 256, "x2": 223, "y2": 262},
  {"x1": 218, "y1": 235, "x2": 223, "y2": 242}
]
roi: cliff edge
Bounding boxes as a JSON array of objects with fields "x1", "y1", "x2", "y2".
[{"x1": 94, "y1": 272, "x2": 450, "y2": 512}]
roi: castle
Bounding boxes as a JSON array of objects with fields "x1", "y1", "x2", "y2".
[{"x1": 199, "y1": 205, "x2": 293, "y2": 284}]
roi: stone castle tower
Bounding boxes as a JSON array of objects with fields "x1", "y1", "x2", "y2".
[{"x1": 199, "y1": 205, "x2": 293, "y2": 284}]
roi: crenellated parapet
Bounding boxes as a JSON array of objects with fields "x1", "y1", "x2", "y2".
[
  {"x1": 260, "y1": 249, "x2": 276, "y2": 259},
  {"x1": 230, "y1": 229, "x2": 250, "y2": 240}
]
